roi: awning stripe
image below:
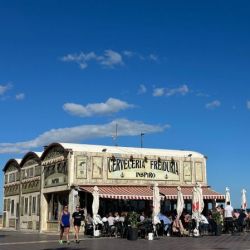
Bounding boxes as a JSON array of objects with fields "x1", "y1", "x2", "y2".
[
  {"x1": 79, "y1": 186, "x2": 155, "y2": 200},
  {"x1": 160, "y1": 186, "x2": 225, "y2": 200},
  {"x1": 79, "y1": 185, "x2": 225, "y2": 200}
]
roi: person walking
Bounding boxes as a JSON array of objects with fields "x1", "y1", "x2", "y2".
[
  {"x1": 72, "y1": 205, "x2": 83, "y2": 243},
  {"x1": 59, "y1": 205, "x2": 71, "y2": 244}
]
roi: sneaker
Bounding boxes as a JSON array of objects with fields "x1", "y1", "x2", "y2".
[
  {"x1": 58, "y1": 240, "x2": 63, "y2": 244},
  {"x1": 67, "y1": 241, "x2": 70, "y2": 245},
  {"x1": 77, "y1": 240, "x2": 80, "y2": 244}
]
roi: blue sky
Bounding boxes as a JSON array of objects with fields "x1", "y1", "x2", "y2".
[{"x1": 1, "y1": 0, "x2": 250, "y2": 212}]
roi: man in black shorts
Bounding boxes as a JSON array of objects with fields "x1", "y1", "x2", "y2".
[{"x1": 72, "y1": 205, "x2": 84, "y2": 243}]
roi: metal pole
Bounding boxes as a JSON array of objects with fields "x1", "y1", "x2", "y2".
[{"x1": 141, "y1": 133, "x2": 145, "y2": 148}]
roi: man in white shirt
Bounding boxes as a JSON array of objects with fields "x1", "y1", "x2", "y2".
[
  {"x1": 107, "y1": 213, "x2": 115, "y2": 226},
  {"x1": 224, "y1": 202, "x2": 234, "y2": 233}
]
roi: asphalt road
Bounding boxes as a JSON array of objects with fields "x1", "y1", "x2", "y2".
[{"x1": 1, "y1": 230, "x2": 250, "y2": 250}]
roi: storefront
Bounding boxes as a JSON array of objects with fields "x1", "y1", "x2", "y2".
[{"x1": 2, "y1": 142, "x2": 225, "y2": 232}]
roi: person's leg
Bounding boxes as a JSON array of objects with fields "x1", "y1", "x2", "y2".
[
  {"x1": 65, "y1": 227, "x2": 70, "y2": 243},
  {"x1": 74, "y1": 225, "x2": 77, "y2": 241},
  {"x1": 75, "y1": 226, "x2": 80, "y2": 242},
  {"x1": 59, "y1": 226, "x2": 64, "y2": 243}
]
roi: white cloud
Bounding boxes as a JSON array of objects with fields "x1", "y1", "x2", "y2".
[
  {"x1": 100, "y1": 50, "x2": 123, "y2": 67},
  {"x1": 0, "y1": 119, "x2": 169, "y2": 154},
  {"x1": 16, "y1": 93, "x2": 25, "y2": 100},
  {"x1": 62, "y1": 50, "x2": 159, "y2": 69},
  {"x1": 61, "y1": 50, "x2": 123, "y2": 69},
  {"x1": 149, "y1": 54, "x2": 158, "y2": 62},
  {"x1": 205, "y1": 100, "x2": 221, "y2": 109},
  {"x1": 165, "y1": 84, "x2": 189, "y2": 96},
  {"x1": 153, "y1": 88, "x2": 165, "y2": 97},
  {"x1": 247, "y1": 101, "x2": 250, "y2": 109},
  {"x1": 0, "y1": 83, "x2": 12, "y2": 95},
  {"x1": 63, "y1": 98, "x2": 134, "y2": 117},
  {"x1": 122, "y1": 50, "x2": 135, "y2": 57},
  {"x1": 153, "y1": 84, "x2": 189, "y2": 97},
  {"x1": 138, "y1": 84, "x2": 147, "y2": 94},
  {"x1": 122, "y1": 50, "x2": 159, "y2": 62}
]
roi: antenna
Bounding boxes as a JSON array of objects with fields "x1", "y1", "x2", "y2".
[{"x1": 112, "y1": 123, "x2": 118, "y2": 146}]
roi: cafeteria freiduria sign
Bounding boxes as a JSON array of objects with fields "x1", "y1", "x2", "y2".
[{"x1": 107, "y1": 157, "x2": 180, "y2": 180}]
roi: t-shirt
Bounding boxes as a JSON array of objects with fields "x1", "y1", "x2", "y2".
[
  {"x1": 107, "y1": 216, "x2": 115, "y2": 226},
  {"x1": 224, "y1": 205, "x2": 234, "y2": 218},
  {"x1": 200, "y1": 215, "x2": 209, "y2": 224},
  {"x1": 72, "y1": 211, "x2": 83, "y2": 225}
]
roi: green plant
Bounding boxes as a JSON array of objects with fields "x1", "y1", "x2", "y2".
[
  {"x1": 127, "y1": 211, "x2": 139, "y2": 228},
  {"x1": 212, "y1": 211, "x2": 222, "y2": 225}
]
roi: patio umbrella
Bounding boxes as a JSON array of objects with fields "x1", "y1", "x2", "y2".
[
  {"x1": 92, "y1": 186, "x2": 99, "y2": 224},
  {"x1": 225, "y1": 187, "x2": 231, "y2": 204},
  {"x1": 152, "y1": 182, "x2": 161, "y2": 225},
  {"x1": 192, "y1": 183, "x2": 204, "y2": 236},
  {"x1": 177, "y1": 186, "x2": 184, "y2": 219},
  {"x1": 241, "y1": 189, "x2": 247, "y2": 210}
]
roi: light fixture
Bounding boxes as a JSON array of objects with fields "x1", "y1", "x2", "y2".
[
  {"x1": 158, "y1": 157, "x2": 161, "y2": 163},
  {"x1": 188, "y1": 154, "x2": 192, "y2": 157},
  {"x1": 102, "y1": 148, "x2": 107, "y2": 152},
  {"x1": 129, "y1": 155, "x2": 133, "y2": 161}
]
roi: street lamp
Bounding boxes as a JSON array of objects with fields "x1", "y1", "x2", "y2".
[{"x1": 140, "y1": 133, "x2": 145, "y2": 148}]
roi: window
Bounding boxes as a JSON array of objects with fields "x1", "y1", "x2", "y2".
[
  {"x1": 32, "y1": 197, "x2": 36, "y2": 214},
  {"x1": 29, "y1": 196, "x2": 32, "y2": 216},
  {"x1": 16, "y1": 171, "x2": 20, "y2": 181},
  {"x1": 21, "y1": 170, "x2": 26, "y2": 179},
  {"x1": 35, "y1": 166, "x2": 41, "y2": 176},
  {"x1": 3, "y1": 199, "x2": 7, "y2": 211},
  {"x1": 21, "y1": 197, "x2": 24, "y2": 216},
  {"x1": 4, "y1": 174, "x2": 8, "y2": 184},
  {"x1": 9, "y1": 173, "x2": 16, "y2": 183},
  {"x1": 24, "y1": 197, "x2": 28, "y2": 215},
  {"x1": 11, "y1": 200, "x2": 15, "y2": 215},
  {"x1": 26, "y1": 168, "x2": 34, "y2": 178},
  {"x1": 37, "y1": 195, "x2": 40, "y2": 216}
]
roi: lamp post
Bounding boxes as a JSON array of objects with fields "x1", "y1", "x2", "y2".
[{"x1": 140, "y1": 133, "x2": 145, "y2": 148}]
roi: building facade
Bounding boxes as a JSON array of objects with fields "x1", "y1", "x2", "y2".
[{"x1": 2, "y1": 142, "x2": 224, "y2": 232}]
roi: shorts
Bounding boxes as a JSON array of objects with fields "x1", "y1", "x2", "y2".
[
  {"x1": 61, "y1": 224, "x2": 70, "y2": 231},
  {"x1": 74, "y1": 223, "x2": 81, "y2": 227}
]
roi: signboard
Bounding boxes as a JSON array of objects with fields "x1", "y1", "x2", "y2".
[
  {"x1": 76, "y1": 156, "x2": 87, "y2": 179},
  {"x1": 195, "y1": 162, "x2": 203, "y2": 182},
  {"x1": 107, "y1": 157, "x2": 180, "y2": 181},
  {"x1": 92, "y1": 157, "x2": 103, "y2": 179},
  {"x1": 183, "y1": 161, "x2": 192, "y2": 182}
]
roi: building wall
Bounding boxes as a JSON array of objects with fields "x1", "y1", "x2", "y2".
[{"x1": 71, "y1": 151, "x2": 207, "y2": 187}]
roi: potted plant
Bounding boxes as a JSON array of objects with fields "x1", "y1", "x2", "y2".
[
  {"x1": 212, "y1": 211, "x2": 223, "y2": 236},
  {"x1": 127, "y1": 211, "x2": 139, "y2": 240}
]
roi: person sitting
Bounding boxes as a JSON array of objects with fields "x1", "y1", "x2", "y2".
[
  {"x1": 107, "y1": 212, "x2": 116, "y2": 236},
  {"x1": 140, "y1": 211, "x2": 145, "y2": 222},
  {"x1": 172, "y1": 217, "x2": 185, "y2": 236},
  {"x1": 237, "y1": 209, "x2": 247, "y2": 232},
  {"x1": 85, "y1": 213, "x2": 94, "y2": 235},
  {"x1": 158, "y1": 212, "x2": 172, "y2": 236},
  {"x1": 199, "y1": 214, "x2": 209, "y2": 235}
]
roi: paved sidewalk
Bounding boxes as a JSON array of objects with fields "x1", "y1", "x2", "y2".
[{"x1": 1, "y1": 230, "x2": 250, "y2": 250}]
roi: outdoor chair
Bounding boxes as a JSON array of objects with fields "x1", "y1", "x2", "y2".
[{"x1": 101, "y1": 221, "x2": 110, "y2": 237}]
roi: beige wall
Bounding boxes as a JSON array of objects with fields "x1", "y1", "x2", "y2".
[{"x1": 71, "y1": 151, "x2": 207, "y2": 187}]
